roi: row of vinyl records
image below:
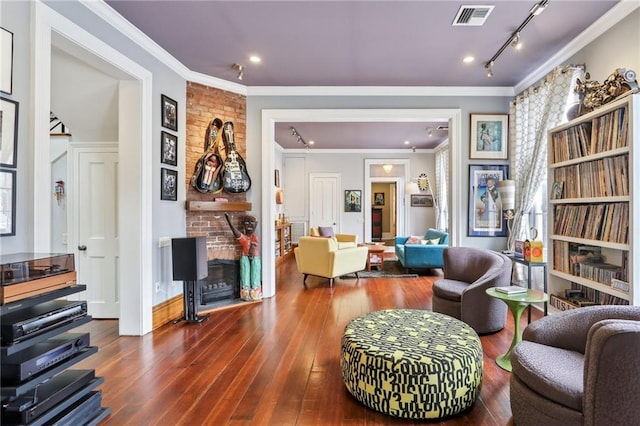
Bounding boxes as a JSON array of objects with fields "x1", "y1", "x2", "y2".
[
  {"x1": 552, "y1": 203, "x2": 629, "y2": 244},
  {"x1": 550, "y1": 106, "x2": 628, "y2": 163},
  {"x1": 549, "y1": 282, "x2": 629, "y2": 311},
  {"x1": 552, "y1": 241, "x2": 629, "y2": 286},
  {"x1": 552, "y1": 154, "x2": 628, "y2": 198}
]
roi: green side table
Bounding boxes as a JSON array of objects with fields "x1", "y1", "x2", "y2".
[{"x1": 486, "y1": 287, "x2": 549, "y2": 372}]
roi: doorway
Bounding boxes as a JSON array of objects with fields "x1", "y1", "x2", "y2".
[
  {"x1": 33, "y1": 3, "x2": 154, "y2": 335},
  {"x1": 371, "y1": 181, "x2": 397, "y2": 244},
  {"x1": 262, "y1": 109, "x2": 463, "y2": 299}
]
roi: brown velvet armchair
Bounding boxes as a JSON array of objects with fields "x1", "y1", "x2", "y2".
[
  {"x1": 431, "y1": 247, "x2": 512, "y2": 334},
  {"x1": 510, "y1": 305, "x2": 640, "y2": 426}
]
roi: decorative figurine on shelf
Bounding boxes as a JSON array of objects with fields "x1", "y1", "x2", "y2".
[
  {"x1": 572, "y1": 68, "x2": 639, "y2": 118},
  {"x1": 224, "y1": 212, "x2": 262, "y2": 301}
]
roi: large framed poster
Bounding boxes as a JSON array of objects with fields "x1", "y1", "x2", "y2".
[{"x1": 468, "y1": 164, "x2": 509, "y2": 237}]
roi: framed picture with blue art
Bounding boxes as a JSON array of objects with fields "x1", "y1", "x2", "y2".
[
  {"x1": 468, "y1": 165, "x2": 509, "y2": 237},
  {"x1": 469, "y1": 114, "x2": 508, "y2": 160}
]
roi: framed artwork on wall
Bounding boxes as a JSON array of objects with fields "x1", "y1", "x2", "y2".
[
  {"x1": 374, "y1": 192, "x2": 385, "y2": 206},
  {"x1": 411, "y1": 194, "x2": 434, "y2": 207},
  {"x1": 344, "y1": 190, "x2": 361, "y2": 212},
  {"x1": 161, "y1": 168, "x2": 178, "y2": 201},
  {"x1": 160, "y1": 131, "x2": 177, "y2": 166},
  {"x1": 1, "y1": 27, "x2": 13, "y2": 95},
  {"x1": 468, "y1": 165, "x2": 509, "y2": 237},
  {"x1": 0, "y1": 97, "x2": 18, "y2": 168},
  {"x1": 470, "y1": 114, "x2": 508, "y2": 160},
  {"x1": 161, "y1": 94, "x2": 178, "y2": 131},
  {"x1": 0, "y1": 169, "x2": 16, "y2": 236}
]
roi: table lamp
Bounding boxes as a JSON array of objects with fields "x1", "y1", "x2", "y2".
[{"x1": 497, "y1": 179, "x2": 515, "y2": 236}]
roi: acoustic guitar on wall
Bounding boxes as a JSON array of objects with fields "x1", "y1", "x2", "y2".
[
  {"x1": 190, "y1": 117, "x2": 224, "y2": 193},
  {"x1": 221, "y1": 121, "x2": 251, "y2": 193}
]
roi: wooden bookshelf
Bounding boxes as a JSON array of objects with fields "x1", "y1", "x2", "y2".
[
  {"x1": 275, "y1": 223, "x2": 293, "y2": 265},
  {"x1": 547, "y1": 93, "x2": 638, "y2": 311}
]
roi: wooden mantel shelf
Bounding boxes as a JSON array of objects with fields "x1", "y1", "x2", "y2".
[{"x1": 186, "y1": 200, "x2": 252, "y2": 212}]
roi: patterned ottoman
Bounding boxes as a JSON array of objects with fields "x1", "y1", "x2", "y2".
[{"x1": 340, "y1": 309, "x2": 483, "y2": 419}]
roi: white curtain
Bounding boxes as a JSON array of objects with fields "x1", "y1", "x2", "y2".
[
  {"x1": 435, "y1": 144, "x2": 449, "y2": 231},
  {"x1": 507, "y1": 65, "x2": 585, "y2": 250}
]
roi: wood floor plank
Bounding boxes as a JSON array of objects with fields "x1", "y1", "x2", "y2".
[{"x1": 74, "y1": 255, "x2": 540, "y2": 425}]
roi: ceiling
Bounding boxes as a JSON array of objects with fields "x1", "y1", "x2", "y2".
[{"x1": 104, "y1": 0, "x2": 620, "y2": 150}]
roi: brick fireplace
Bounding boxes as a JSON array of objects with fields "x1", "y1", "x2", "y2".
[{"x1": 185, "y1": 82, "x2": 250, "y2": 300}]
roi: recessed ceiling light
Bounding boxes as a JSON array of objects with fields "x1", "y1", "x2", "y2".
[
  {"x1": 249, "y1": 55, "x2": 262, "y2": 63},
  {"x1": 463, "y1": 56, "x2": 475, "y2": 63},
  {"x1": 404, "y1": 140, "x2": 410, "y2": 145},
  {"x1": 308, "y1": 140, "x2": 315, "y2": 145}
]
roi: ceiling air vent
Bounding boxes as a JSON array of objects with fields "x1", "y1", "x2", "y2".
[{"x1": 452, "y1": 5, "x2": 494, "y2": 26}]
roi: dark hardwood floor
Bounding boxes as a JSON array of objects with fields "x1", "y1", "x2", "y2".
[{"x1": 75, "y1": 255, "x2": 541, "y2": 425}]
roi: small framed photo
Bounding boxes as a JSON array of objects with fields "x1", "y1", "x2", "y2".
[
  {"x1": 161, "y1": 94, "x2": 177, "y2": 131},
  {"x1": 0, "y1": 169, "x2": 16, "y2": 236},
  {"x1": 550, "y1": 181, "x2": 564, "y2": 200},
  {"x1": 344, "y1": 190, "x2": 361, "y2": 212},
  {"x1": 470, "y1": 113, "x2": 508, "y2": 160},
  {"x1": 374, "y1": 192, "x2": 385, "y2": 206},
  {"x1": 411, "y1": 194, "x2": 433, "y2": 207},
  {"x1": 1, "y1": 27, "x2": 13, "y2": 95},
  {"x1": 161, "y1": 167, "x2": 178, "y2": 201},
  {"x1": 160, "y1": 131, "x2": 177, "y2": 166},
  {"x1": 0, "y1": 97, "x2": 18, "y2": 168}
]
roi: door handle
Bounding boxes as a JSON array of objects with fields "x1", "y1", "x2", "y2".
[{"x1": 78, "y1": 245, "x2": 87, "y2": 251}]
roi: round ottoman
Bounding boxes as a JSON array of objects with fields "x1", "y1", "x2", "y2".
[{"x1": 340, "y1": 309, "x2": 483, "y2": 420}]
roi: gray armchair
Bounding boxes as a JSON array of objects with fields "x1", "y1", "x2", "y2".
[
  {"x1": 432, "y1": 247, "x2": 511, "y2": 334},
  {"x1": 510, "y1": 305, "x2": 640, "y2": 426}
]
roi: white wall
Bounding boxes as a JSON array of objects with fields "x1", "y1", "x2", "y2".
[
  {"x1": 566, "y1": 9, "x2": 640, "y2": 83},
  {"x1": 0, "y1": 2, "x2": 32, "y2": 254}
]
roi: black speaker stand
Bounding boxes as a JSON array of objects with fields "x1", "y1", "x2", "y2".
[{"x1": 173, "y1": 280, "x2": 210, "y2": 324}]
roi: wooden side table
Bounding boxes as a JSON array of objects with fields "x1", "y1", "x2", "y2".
[
  {"x1": 486, "y1": 287, "x2": 549, "y2": 372},
  {"x1": 365, "y1": 245, "x2": 385, "y2": 271}
]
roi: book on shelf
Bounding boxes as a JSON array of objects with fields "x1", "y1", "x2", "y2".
[{"x1": 495, "y1": 285, "x2": 528, "y2": 295}]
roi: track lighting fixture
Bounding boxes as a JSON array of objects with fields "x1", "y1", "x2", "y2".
[
  {"x1": 232, "y1": 63, "x2": 244, "y2": 80},
  {"x1": 290, "y1": 126, "x2": 310, "y2": 148},
  {"x1": 511, "y1": 32, "x2": 522, "y2": 50},
  {"x1": 484, "y1": 0, "x2": 547, "y2": 77},
  {"x1": 486, "y1": 61, "x2": 494, "y2": 78}
]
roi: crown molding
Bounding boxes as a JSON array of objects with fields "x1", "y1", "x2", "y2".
[
  {"x1": 187, "y1": 70, "x2": 248, "y2": 95},
  {"x1": 276, "y1": 148, "x2": 436, "y2": 155},
  {"x1": 81, "y1": 0, "x2": 191, "y2": 77},
  {"x1": 247, "y1": 86, "x2": 514, "y2": 97},
  {"x1": 514, "y1": 0, "x2": 639, "y2": 94},
  {"x1": 88, "y1": 0, "x2": 635, "y2": 98}
]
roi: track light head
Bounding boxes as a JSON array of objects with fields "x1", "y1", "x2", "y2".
[
  {"x1": 530, "y1": 0, "x2": 548, "y2": 16},
  {"x1": 486, "y1": 61, "x2": 494, "y2": 77},
  {"x1": 511, "y1": 32, "x2": 522, "y2": 50},
  {"x1": 232, "y1": 63, "x2": 244, "y2": 80}
]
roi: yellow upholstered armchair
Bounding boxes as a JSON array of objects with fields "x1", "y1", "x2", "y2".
[
  {"x1": 309, "y1": 227, "x2": 358, "y2": 249},
  {"x1": 294, "y1": 236, "x2": 368, "y2": 287}
]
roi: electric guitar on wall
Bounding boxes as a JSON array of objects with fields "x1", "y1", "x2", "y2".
[
  {"x1": 221, "y1": 121, "x2": 252, "y2": 193},
  {"x1": 190, "y1": 117, "x2": 224, "y2": 193}
]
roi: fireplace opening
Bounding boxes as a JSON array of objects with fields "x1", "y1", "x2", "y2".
[{"x1": 197, "y1": 259, "x2": 240, "y2": 310}]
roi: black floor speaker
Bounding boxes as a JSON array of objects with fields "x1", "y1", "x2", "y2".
[
  {"x1": 171, "y1": 236, "x2": 208, "y2": 281},
  {"x1": 171, "y1": 237, "x2": 210, "y2": 323}
]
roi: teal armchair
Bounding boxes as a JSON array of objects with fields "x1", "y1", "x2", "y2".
[{"x1": 395, "y1": 228, "x2": 449, "y2": 270}]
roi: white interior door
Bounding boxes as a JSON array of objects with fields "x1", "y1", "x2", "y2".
[
  {"x1": 73, "y1": 147, "x2": 120, "y2": 318},
  {"x1": 309, "y1": 173, "x2": 340, "y2": 231}
]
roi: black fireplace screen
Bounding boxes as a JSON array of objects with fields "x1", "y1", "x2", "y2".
[{"x1": 198, "y1": 259, "x2": 240, "y2": 307}]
